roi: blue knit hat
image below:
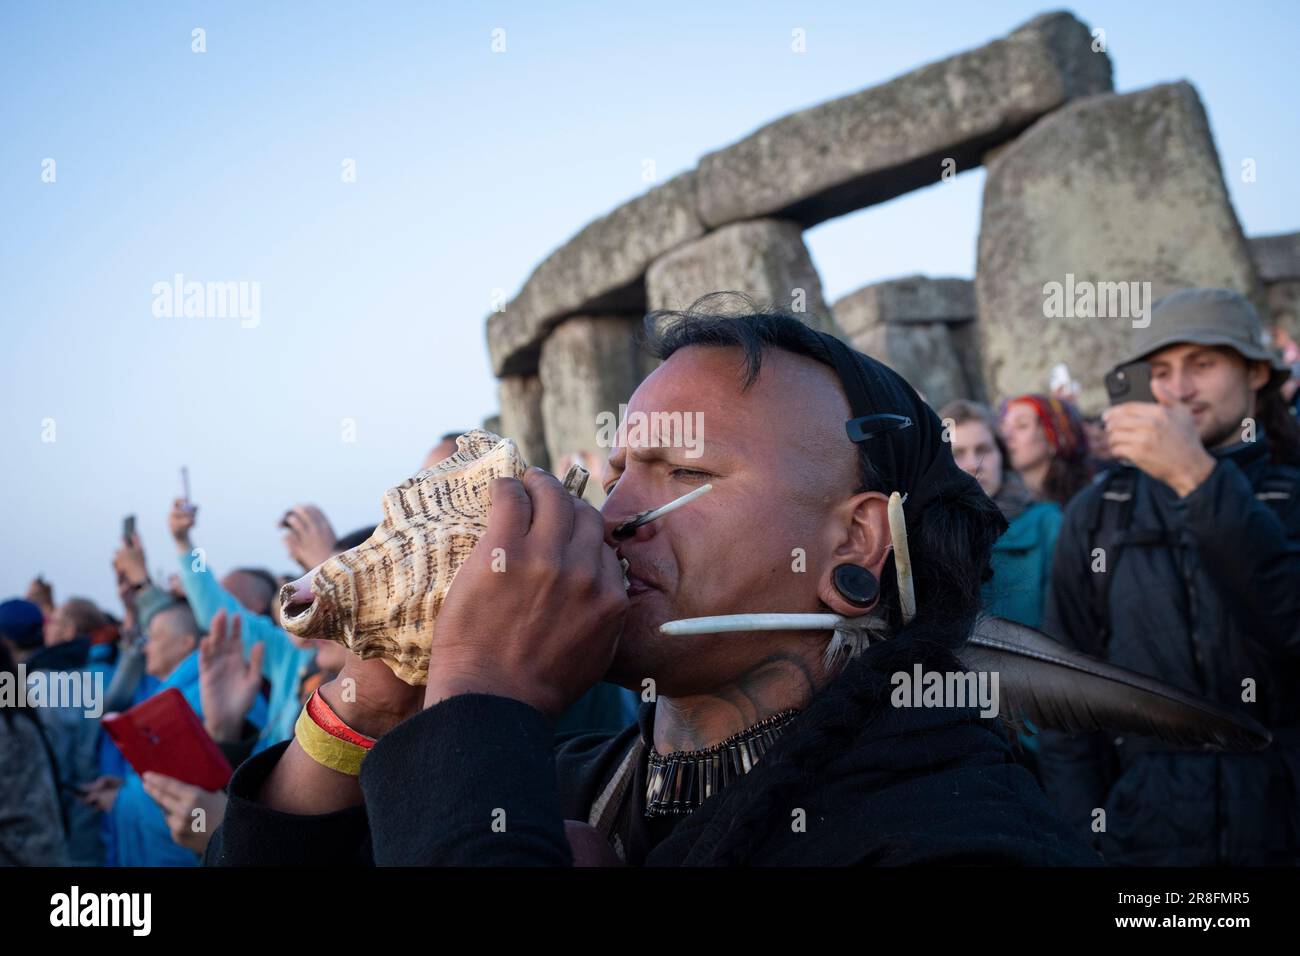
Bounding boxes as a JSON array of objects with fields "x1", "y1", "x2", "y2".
[{"x1": 0, "y1": 598, "x2": 45, "y2": 650}]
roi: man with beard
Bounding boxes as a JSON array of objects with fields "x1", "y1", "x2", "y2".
[
  {"x1": 1038, "y1": 288, "x2": 1300, "y2": 866},
  {"x1": 207, "y1": 309, "x2": 1096, "y2": 866}
]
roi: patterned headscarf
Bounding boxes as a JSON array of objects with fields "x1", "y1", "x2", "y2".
[{"x1": 1001, "y1": 394, "x2": 1089, "y2": 462}]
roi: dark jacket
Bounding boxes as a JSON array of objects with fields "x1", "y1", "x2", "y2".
[
  {"x1": 1038, "y1": 437, "x2": 1300, "y2": 865},
  {"x1": 207, "y1": 637, "x2": 1097, "y2": 867},
  {"x1": 26, "y1": 635, "x2": 105, "y2": 866},
  {"x1": 0, "y1": 709, "x2": 68, "y2": 865}
]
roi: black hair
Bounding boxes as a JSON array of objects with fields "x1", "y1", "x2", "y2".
[
  {"x1": 335, "y1": 526, "x2": 377, "y2": 551},
  {"x1": 1257, "y1": 383, "x2": 1300, "y2": 466},
  {"x1": 645, "y1": 294, "x2": 1002, "y2": 636}
]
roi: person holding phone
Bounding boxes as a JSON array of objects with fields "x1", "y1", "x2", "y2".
[{"x1": 1038, "y1": 287, "x2": 1300, "y2": 866}]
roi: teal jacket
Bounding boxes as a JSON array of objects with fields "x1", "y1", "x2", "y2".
[
  {"x1": 982, "y1": 500, "x2": 1062, "y2": 630},
  {"x1": 177, "y1": 556, "x2": 315, "y2": 752}
]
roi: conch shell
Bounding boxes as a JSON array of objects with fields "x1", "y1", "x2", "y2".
[{"x1": 279, "y1": 429, "x2": 588, "y2": 685}]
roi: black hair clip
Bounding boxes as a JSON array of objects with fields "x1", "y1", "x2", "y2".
[{"x1": 845, "y1": 413, "x2": 913, "y2": 443}]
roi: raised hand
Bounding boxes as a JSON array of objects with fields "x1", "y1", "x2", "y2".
[
  {"x1": 112, "y1": 532, "x2": 150, "y2": 588},
  {"x1": 199, "y1": 610, "x2": 264, "y2": 744},
  {"x1": 281, "y1": 504, "x2": 338, "y2": 572},
  {"x1": 1102, "y1": 400, "x2": 1216, "y2": 497},
  {"x1": 142, "y1": 772, "x2": 228, "y2": 855},
  {"x1": 26, "y1": 575, "x2": 54, "y2": 615},
  {"x1": 168, "y1": 497, "x2": 198, "y2": 550},
  {"x1": 115, "y1": 573, "x2": 140, "y2": 631}
]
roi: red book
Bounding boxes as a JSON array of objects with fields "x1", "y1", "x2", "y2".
[{"x1": 102, "y1": 688, "x2": 232, "y2": 791}]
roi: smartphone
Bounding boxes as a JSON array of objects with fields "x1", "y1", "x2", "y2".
[
  {"x1": 180, "y1": 466, "x2": 191, "y2": 503},
  {"x1": 1105, "y1": 361, "x2": 1156, "y2": 406},
  {"x1": 122, "y1": 514, "x2": 136, "y2": 545}
]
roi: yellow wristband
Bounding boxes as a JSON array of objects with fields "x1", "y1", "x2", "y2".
[{"x1": 294, "y1": 706, "x2": 369, "y2": 776}]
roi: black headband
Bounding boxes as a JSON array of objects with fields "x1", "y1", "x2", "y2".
[{"x1": 813, "y1": 330, "x2": 996, "y2": 527}]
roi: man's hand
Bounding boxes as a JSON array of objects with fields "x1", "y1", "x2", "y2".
[
  {"x1": 317, "y1": 652, "x2": 425, "y2": 740},
  {"x1": 168, "y1": 498, "x2": 197, "y2": 551},
  {"x1": 112, "y1": 532, "x2": 150, "y2": 588},
  {"x1": 199, "y1": 610, "x2": 264, "y2": 744},
  {"x1": 1103, "y1": 400, "x2": 1216, "y2": 497},
  {"x1": 424, "y1": 467, "x2": 628, "y2": 718},
  {"x1": 142, "y1": 773, "x2": 227, "y2": 855},
  {"x1": 115, "y1": 573, "x2": 139, "y2": 631},
  {"x1": 78, "y1": 775, "x2": 123, "y2": 813},
  {"x1": 281, "y1": 505, "x2": 338, "y2": 572}
]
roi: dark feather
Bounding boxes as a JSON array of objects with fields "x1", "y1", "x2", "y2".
[{"x1": 960, "y1": 616, "x2": 1272, "y2": 752}]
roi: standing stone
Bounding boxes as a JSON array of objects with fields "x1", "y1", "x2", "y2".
[
  {"x1": 857, "y1": 323, "x2": 971, "y2": 410},
  {"x1": 1249, "y1": 232, "x2": 1300, "y2": 283},
  {"x1": 976, "y1": 82, "x2": 1265, "y2": 411},
  {"x1": 833, "y1": 276, "x2": 980, "y2": 409},
  {"x1": 497, "y1": 376, "x2": 549, "y2": 471},
  {"x1": 487, "y1": 172, "x2": 703, "y2": 377},
  {"x1": 539, "y1": 316, "x2": 653, "y2": 503},
  {"x1": 646, "y1": 219, "x2": 838, "y2": 334},
  {"x1": 1250, "y1": 232, "x2": 1300, "y2": 337},
  {"x1": 695, "y1": 12, "x2": 1112, "y2": 229},
  {"x1": 834, "y1": 275, "x2": 975, "y2": 330},
  {"x1": 1262, "y1": 282, "x2": 1300, "y2": 339},
  {"x1": 946, "y1": 321, "x2": 990, "y2": 406}
]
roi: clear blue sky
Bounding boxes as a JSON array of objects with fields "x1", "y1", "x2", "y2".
[{"x1": 3, "y1": 1, "x2": 1298, "y2": 610}]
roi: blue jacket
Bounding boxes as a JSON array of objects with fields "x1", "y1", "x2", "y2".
[
  {"x1": 982, "y1": 500, "x2": 1062, "y2": 629},
  {"x1": 177, "y1": 556, "x2": 315, "y2": 751}
]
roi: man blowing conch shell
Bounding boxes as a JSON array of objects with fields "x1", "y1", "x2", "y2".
[{"x1": 207, "y1": 308, "x2": 1099, "y2": 866}]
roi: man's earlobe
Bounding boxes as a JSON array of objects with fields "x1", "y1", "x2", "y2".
[{"x1": 831, "y1": 564, "x2": 879, "y2": 608}]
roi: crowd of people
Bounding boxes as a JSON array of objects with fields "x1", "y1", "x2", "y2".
[
  {"x1": 0, "y1": 433, "x2": 637, "y2": 866},
  {"x1": 2, "y1": 287, "x2": 1297, "y2": 866}
]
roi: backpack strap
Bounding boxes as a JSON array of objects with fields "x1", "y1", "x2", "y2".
[
  {"x1": 1085, "y1": 462, "x2": 1297, "y2": 652},
  {"x1": 1085, "y1": 467, "x2": 1140, "y2": 652}
]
